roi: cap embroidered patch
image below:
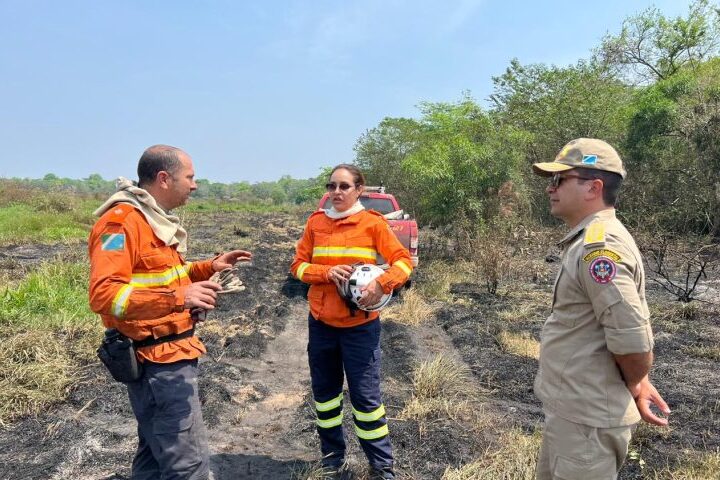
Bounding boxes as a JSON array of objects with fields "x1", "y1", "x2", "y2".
[
  {"x1": 101, "y1": 233, "x2": 125, "y2": 251},
  {"x1": 583, "y1": 249, "x2": 621, "y2": 263},
  {"x1": 582, "y1": 154, "x2": 598, "y2": 164},
  {"x1": 589, "y1": 257, "x2": 616, "y2": 284}
]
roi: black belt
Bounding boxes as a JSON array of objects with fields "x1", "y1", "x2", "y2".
[{"x1": 133, "y1": 328, "x2": 195, "y2": 349}]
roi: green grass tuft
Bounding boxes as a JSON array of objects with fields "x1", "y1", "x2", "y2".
[
  {"x1": 0, "y1": 260, "x2": 95, "y2": 328},
  {"x1": 0, "y1": 204, "x2": 93, "y2": 245}
]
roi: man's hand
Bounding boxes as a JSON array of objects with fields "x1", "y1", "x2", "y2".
[
  {"x1": 183, "y1": 280, "x2": 221, "y2": 310},
  {"x1": 212, "y1": 250, "x2": 252, "y2": 272},
  {"x1": 358, "y1": 279, "x2": 384, "y2": 308},
  {"x1": 629, "y1": 376, "x2": 671, "y2": 426}
]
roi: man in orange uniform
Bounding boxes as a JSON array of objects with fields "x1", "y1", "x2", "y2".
[{"x1": 89, "y1": 144, "x2": 251, "y2": 480}]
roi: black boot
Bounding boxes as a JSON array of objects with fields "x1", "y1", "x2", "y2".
[{"x1": 369, "y1": 465, "x2": 395, "y2": 480}]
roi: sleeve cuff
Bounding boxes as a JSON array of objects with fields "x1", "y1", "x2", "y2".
[
  {"x1": 377, "y1": 274, "x2": 393, "y2": 294},
  {"x1": 606, "y1": 324, "x2": 654, "y2": 355}
]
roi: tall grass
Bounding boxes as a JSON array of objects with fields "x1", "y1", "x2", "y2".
[
  {"x1": 0, "y1": 261, "x2": 94, "y2": 328},
  {"x1": 0, "y1": 260, "x2": 98, "y2": 424},
  {"x1": 0, "y1": 204, "x2": 92, "y2": 245}
]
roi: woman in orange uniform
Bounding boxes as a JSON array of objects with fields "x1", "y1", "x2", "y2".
[{"x1": 290, "y1": 164, "x2": 413, "y2": 479}]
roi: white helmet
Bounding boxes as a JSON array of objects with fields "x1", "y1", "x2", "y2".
[{"x1": 340, "y1": 264, "x2": 393, "y2": 312}]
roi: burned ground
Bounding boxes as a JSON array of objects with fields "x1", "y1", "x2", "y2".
[{"x1": 0, "y1": 210, "x2": 718, "y2": 479}]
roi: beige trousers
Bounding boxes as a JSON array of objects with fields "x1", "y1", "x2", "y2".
[{"x1": 536, "y1": 411, "x2": 633, "y2": 480}]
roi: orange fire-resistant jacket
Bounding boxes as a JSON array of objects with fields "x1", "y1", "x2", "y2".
[
  {"x1": 290, "y1": 209, "x2": 413, "y2": 328},
  {"x1": 88, "y1": 203, "x2": 215, "y2": 363}
]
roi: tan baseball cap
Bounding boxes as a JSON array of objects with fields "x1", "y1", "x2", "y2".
[{"x1": 532, "y1": 138, "x2": 626, "y2": 178}]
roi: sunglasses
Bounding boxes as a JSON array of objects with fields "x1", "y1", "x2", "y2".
[
  {"x1": 325, "y1": 182, "x2": 355, "y2": 192},
  {"x1": 550, "y1": 173, "x2": 594, "y2": 188}
]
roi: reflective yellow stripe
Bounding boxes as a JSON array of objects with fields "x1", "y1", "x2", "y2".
[
  {"x1": 312, "y1": 246, "x2": 378, "y2": 260},
  {"x1": 354, "y1": 424, "x2": 389, "y2": 440},
  {"x1": 130, "y1": 266, "x2": 189, "y2": 287},
  {"x1": 317, "y1": 414, "x2": 343, "y2": 429},
  {"x1": 184, "y1": 262, "x2": 193, "y2": 274},
  {"x1": 394, "y1": 260, "x2": 412, "y2": 276},
  {"x1": 111, "y1": 285, "x2": 133, "y2": 317},
  {"x1": 352, "y1": 404, "x2": 386, "y2": 422},
  {"x1": 315, "y1": 392, "x2": 343, "y2": 412},
  {"x1": 297, "y1": 262, "x2": 311, "y2": 281}
]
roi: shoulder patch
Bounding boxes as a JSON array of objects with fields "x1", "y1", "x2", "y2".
[
  {"x1": 588, "y1": 256, "x2": 617, "y2": 284},
  {"x1": 583, "y1": 249, "x2": 621, "y2": 263},
  {"x1": 100, "y1": 232, "x2": 125, "y2": 251},
  {"x1": 584, "y1": 222, "x2": 606, "y2": 247}
]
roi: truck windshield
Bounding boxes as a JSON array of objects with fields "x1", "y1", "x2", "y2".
[{"x1": 322, "y1": 196, "x2": 396, "y2": 214}]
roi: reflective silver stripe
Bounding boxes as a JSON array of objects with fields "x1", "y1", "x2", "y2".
[
  {"x1": 297, "y1": 262, "x2": 311, "y2": 280},
  {"x1": 312, "y1": 246, "x2": 377, "y2": 260},
  {"x1": 352, "y1": 404, "x2": 386, "y2": 422},
  {"x1": 111, "y1": 285, "x2": 133, "y2": 317},
  {"x1": 354, "y1": 424, "x2": 389, "y2": 440},
  {"x1": 394, "y1": 260, "x2": 412, "y2": 276},
  {"x1": 315, "y1": 392, "x2": 343, "y2": 412},
  {"x1": 317, "y1": 414, "x2": 343, "y2": 429},
  {"x1": 130, "y1": 265, "x2": 189, "y2": 287}
]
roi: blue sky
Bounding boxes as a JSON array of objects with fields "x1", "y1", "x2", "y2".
[{"x1": 0, "y1": 0, "x2": 694, "y2": 183}]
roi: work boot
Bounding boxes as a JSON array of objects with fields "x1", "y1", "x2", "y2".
[
  {"x1": 368, "y1": 465, "x2": 395, "y2": 480},
  {"x1": 321, "y1": 463, "x2": 351, "y2": 480}
]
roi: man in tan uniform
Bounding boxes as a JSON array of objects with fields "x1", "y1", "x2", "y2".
[{"x1": 532, "y1": 138, "x2": 671, "y2": 479}]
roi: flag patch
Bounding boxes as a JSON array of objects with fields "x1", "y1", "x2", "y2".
[
  {"x1": 582, "y1": 155, "x2": 598, "y2": 165},
  {"x1": 101, "y1": 233, "x2": 125, "y2": 251}
]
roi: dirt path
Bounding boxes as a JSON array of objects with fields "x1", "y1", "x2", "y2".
[{"x1": 209, "y1": 301, "x2": 315, "y2": 480}]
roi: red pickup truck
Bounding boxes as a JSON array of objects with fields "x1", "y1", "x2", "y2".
[{"x1": 318, "y1": 186, "x2": 419, "y2": 266}]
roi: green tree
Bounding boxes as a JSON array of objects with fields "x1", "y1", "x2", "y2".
[{"x1": 600, "y1": 0, "x2": 720, "y2": 83}]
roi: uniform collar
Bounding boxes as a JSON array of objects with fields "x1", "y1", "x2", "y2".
[
  {"x1": 557, "y1": 208, "x2": 616, "y2": 248},
  {"x1": 321, "y1": 210, "x2": 365, "y2": 226}
]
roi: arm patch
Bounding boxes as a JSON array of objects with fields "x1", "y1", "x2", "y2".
[{"x1": 583, "y1": 249, "x2": 621, "y2": 263}]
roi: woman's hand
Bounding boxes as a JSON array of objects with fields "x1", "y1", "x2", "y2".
[
  {"x1": 328, "y1": 265, "x2": 354, "y2": 289},
  {"x1": 358, "y1": 279, "x2": 384, "y2": 308}
]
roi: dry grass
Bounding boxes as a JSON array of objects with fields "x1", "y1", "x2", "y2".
[
  {"x1": 0, "y1": 257, "x2": 100, "y2": 425},
  {"x1": 441, "y1": 428, "x2": 541, "y2": 480},
  {"x1": 0, "y1": 325, "x2": 100, "y2": 426},
  {"x1": 649, "y1": 449, "x2": 720, "y2": 479},
  {"x1": 495, "y1": 331, "x2": 540, "y2": 359},
  {"x1": 291, "y1": 462, "x2": 347, "y2": 480},
  {"x1": 411, "y1": 354, "x2": 473, "y2": 400},
  {"x1": 400, "y1": 354, "x2": 481, "y2": 434},
  {"x1": 383, "y1": 288, "x2": 436, "y2": 326},
  {"x1": 682, "y1": 344, "x2": 720, "y2": 361},
  {"x1": 414, "y1": 260, "x2": 475, "y2": 302}
]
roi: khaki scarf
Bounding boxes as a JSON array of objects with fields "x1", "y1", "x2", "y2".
[{"x1": 94, "y1": 177, "x2": 188, "y2": 253}]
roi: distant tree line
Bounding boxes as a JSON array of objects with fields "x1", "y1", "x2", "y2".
[
  {"x1": 355, "y1": 0, "x2": 720, "y2": 235},
  {"x1": 10, "y1": 171, "x2": 329, "y2": 207}
]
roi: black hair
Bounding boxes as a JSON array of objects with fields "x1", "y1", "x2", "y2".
[{"x1": 575, "y1": 167, "x2": 623, "y2": 206}]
